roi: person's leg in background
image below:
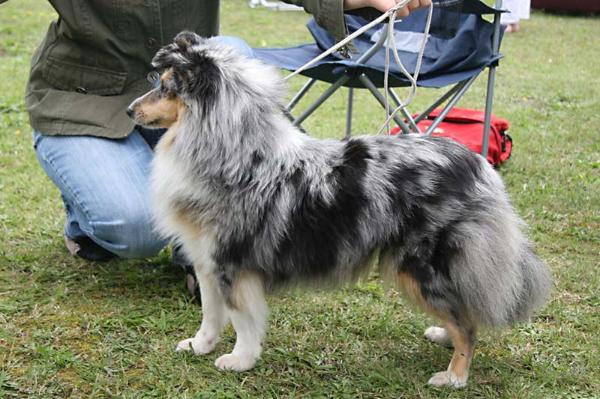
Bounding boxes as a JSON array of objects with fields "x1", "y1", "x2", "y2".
[
  {"x1": 33, "y1": 129, "x2": 168, "y2": 260},
  {"x1": 209, "y1": 36, "x2": 254, "y2": 57},
  {"x1": 501, "y1": 0, "x2": 531, "y2": 33},
  {"x1": 33, "y1": 127, "x2": 204, "y2": 302}
]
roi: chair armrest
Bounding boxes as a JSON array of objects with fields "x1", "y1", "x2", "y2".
[{"x1": 459, "y1": 0, "x2": 505, "y2": 15}]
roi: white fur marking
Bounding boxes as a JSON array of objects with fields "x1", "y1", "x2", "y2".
[
  {"x1": 175, "y1": 267, "x2": 228, "y2": 356},
  {"x1": 427, "y1": 370, "x2": 467, "y2": 388},
  {"x1": 215, "y1": 273, "x2": 268, "y2": 372},
  {"x1": 424, "y1": 326, "x2": 452, "y2": 347}
]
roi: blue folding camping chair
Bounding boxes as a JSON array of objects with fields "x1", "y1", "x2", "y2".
[{"x1": 253, "y1": 0, "x2": 504, "y2": 157}]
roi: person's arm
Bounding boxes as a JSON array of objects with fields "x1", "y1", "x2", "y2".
[
  {"x1": 345, "y1": 0, "x2": 431, "y2": 17},
  {"x1": 285, "y1": 0, "x2": 431, "y2": 44}
]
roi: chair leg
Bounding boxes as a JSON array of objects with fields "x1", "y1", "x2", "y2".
[
  {"x1": 293, "y1": 75, "x2": 350, "y2": 127},
  {"x1": 345, "y1": 88, "x2": 353, "y2": 139},
  {"x1": 481, "y1": 7, "x2": 503, "y2": 157},
  {"x1": 286, "y1": 78, "x2": 317, "y2": 112},
  {"x1": 481, "y1": 64, "x2": 497, "y2": 158},
  {"x1": 414, "y1": 83, "x2": 462, "y2": 124},
  {"x1": 358, "y1": 74, "x2": 411, "y2": 134},
  {"x1": 423, "y1": 76, "x2": 477, "y2": 136}
]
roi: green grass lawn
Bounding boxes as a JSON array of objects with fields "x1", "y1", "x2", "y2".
[{"x1": 1, "y1": 1, "x2": 598, "y2": 397}]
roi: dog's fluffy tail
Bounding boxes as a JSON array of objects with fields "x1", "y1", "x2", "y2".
[
  {"x1": 509, "y1": 243, "x2": 552, "y2": 323},
  {"x1": 452, "y1": 211, "x2": 552, "y2": 328}
]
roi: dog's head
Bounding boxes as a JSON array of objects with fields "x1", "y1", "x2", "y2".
[{"x1": 127, "y1": 31, "x2": 284, "y2": 129}]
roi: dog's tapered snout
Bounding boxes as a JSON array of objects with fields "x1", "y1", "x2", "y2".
[{"x1": 126, "y1": 106, "x2": 134, "y2": 118}]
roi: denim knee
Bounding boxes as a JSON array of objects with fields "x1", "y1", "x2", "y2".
[
  {"x1": 32, "y1": 129, "x2": 168, "y2": 260},
  {"x1": 87, "y1": 206, "x2": 167, "y2": 259},
  {"x1": 208, "y1": 36, "x2": 254, "y2": 57}
]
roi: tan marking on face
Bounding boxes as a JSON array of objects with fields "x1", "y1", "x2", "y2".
[
  {"x1": 133, "y1": 92, "x2": 182, "y2": 129},
  {"x1": 160, "y1": 69, "x2": 174, "y2": 85},
  {"x1": 129, "y1": 68, "x2": 184, "y2": 129},
  {"x1": 155, "y1": 103, "x2": 186, "y2": 153}
]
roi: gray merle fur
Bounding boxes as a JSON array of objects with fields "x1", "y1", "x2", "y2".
[{"x1": 150, "y1": 32, "x2": 551, "y2": 328}]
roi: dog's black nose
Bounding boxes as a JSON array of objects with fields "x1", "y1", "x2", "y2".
[{"x1": 126, "y1": 107, "x2": 134, "y2": 118}]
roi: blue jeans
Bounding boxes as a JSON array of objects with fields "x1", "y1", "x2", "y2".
[{"x1": 33, "y1": 36, "x2": 253, "y2": 259}]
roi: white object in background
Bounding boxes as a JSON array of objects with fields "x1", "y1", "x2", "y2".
[
  {"x1": 500, "y1": 0, "x2": 531, "y2": 24},
  {"x1": 248, "y1": 0, "x2": 302, "y2": 11}
]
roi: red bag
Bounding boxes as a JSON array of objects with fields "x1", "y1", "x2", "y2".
[{"x1": 391, "y1": 108, "x2": 512, "y2": 166}]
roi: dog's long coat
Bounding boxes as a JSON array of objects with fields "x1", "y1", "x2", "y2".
[{"x1": 128, "y1": 32, "x2": 551, "y2": 388}]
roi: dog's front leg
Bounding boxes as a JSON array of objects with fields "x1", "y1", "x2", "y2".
[
  {"x1": 214, "y1": 271, "x2": 267, "y2": 372},
  {"x1": 176, "y1": 269, "x2": 228, "y2": 355}
]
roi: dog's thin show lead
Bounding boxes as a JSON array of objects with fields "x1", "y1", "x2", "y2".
[{"x1": 283, "y1": 0, "x2": 434, "y2": 135}]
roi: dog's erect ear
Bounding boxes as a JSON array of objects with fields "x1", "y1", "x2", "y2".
[
  {"x1": 171, "y1": 50, "x2": 220, "y2": 100},
  {"x1": 151, "y1": 31, "x2": 220, "y2": 103},
  {"x1": 152, "y1": 43, "x2": 183, "y2": 70},
  {"x1": 174, "y1": 31, "x2": 203, "y2": 50},
  {"x1": 152, "y1": 31, "x2": 206, "y2": 70}
]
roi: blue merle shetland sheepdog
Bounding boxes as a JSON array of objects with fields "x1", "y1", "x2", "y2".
[{"x1": 127, "y1": 32, "x2": 551, "y2": 388}]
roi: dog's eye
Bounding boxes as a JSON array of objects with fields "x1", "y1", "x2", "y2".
[
  {"x1": 160, "y1": 78, "x2": 179, "y2": 97},
  {"x1": 160, "y1": 84, "x2": 172, "y2": 97}
]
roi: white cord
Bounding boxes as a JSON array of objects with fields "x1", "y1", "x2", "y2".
[
  {"x1": 377, "y1": 1, "x2": 433, "y2": 134},
  {"x1": 283, "y1": 0, "x2": 413, "y2": 81},
  {"x1": 283, "y1": 1, "x2": 434, "y2": 136}
]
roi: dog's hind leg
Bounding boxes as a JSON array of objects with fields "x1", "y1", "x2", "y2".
[
  {"x1": 215, "y1": 270, "x2": 268, "y2": 372},
  {"x1": 427, "y1": 321, "x2": 477, "y2": 389},
  {"x1": 176, "y1": 269, "x2": 228, "y2": 355},
  {"x1": 396, "y1": 271, "x2": 476, "y2": 388}
]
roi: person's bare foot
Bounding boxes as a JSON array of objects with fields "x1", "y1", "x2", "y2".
[{"x1": 505, "y1": 23, "x2": 520, "y2": 33}]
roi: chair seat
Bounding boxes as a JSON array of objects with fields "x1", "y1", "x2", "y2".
[
  {"x1": 254, "y1": 44, "x2": 490, "y2": 88},
  {"x1": 253, "y1": 9, "x2": 502, "y2": 89},
  {"x1": 253, "y1": 0, "x2": 505, "y2": 151}
]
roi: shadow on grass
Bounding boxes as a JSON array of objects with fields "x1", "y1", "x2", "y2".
[{"x1": 4, "y1": 237, "x2": 188, "y2": 306}]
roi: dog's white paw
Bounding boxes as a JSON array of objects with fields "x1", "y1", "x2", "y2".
[
  {"x1": 175, "y1": 336, "x2": 218, "y2": 355},
  {"x1": 214, "y1": 353, "x2": 257, "y2": 372},
  {"x1": 427, "y1": 371, "x2": 467, "y2": 388},
  {"x1": 424, "y1": 326, "x2": 452, "y2": 347}
]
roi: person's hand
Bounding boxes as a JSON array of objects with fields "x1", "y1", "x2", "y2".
[{"x1": 344, "y1": 0, "x2": 432, "y2": 17}]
